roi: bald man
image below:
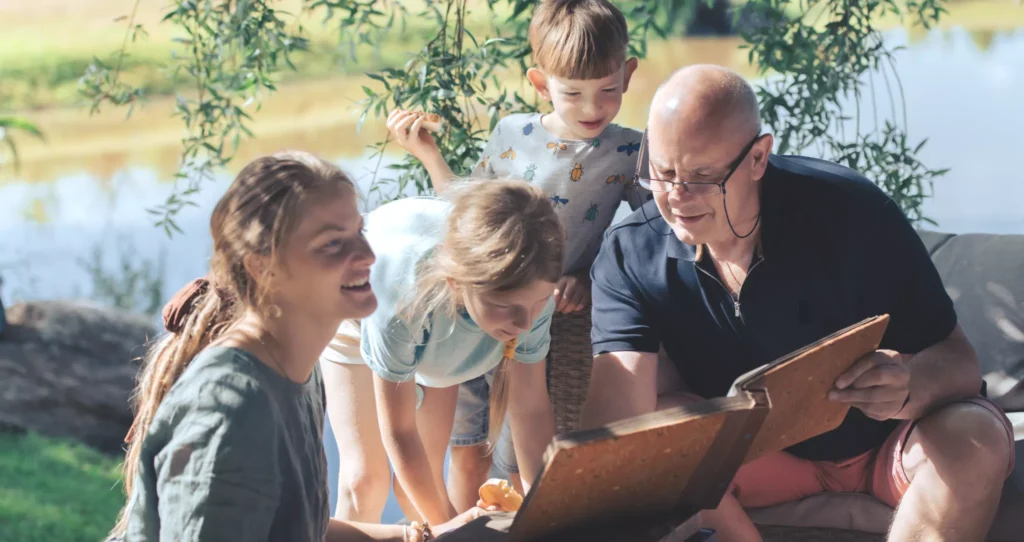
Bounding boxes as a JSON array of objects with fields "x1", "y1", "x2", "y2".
[{"x1": 581, "y1": 65, "x2": 1015, "y2": 541}]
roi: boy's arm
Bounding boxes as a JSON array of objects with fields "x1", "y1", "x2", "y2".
[
  {"x1": 387, "y1": 109, "x2": 504, "y2": 195},
  {"x1": 386, "y1": 109, "x2": 458, "y2": 193},
  {"x1": 421, "y1": 151, "x2": 457, "y2": 194}
]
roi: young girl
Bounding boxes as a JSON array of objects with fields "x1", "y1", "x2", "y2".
[
  {"x1": 109, "y1": 151, "x2": 481, "y2": 542},
  {"x1": 323, "y1": 179, "x2": 564, "y2": 526}
]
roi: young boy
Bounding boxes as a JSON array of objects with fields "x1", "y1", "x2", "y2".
[{"x1": 386, "y1": 0, "x2": 648, "y2": 512}]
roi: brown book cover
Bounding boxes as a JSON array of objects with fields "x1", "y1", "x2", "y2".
[
  {"x1": 441, "y1": 314, "x2": 891, "y2": 542},
  {"x1": 507, "y1": 393, "x2": 770, "y2": 541},
  {"x1": 728, "y1": 314, "x2": 890, "y2": 463}
]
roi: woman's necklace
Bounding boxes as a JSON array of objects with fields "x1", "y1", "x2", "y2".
[{"x1": 256, "y1": 329, "x2": 291, "y2": 381}]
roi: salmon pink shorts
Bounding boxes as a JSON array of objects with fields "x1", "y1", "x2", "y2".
[{"x1": 728, "y1": 397, "x2": 1016, "y2": 508}]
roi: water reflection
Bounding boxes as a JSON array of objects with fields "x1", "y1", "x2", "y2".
[{"x1": 0, "y1": 27, "x2": 1022, "y2": 306}]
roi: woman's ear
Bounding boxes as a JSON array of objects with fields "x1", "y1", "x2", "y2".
[{"x1": 243, "y1": 253, "x2": 274, "y2": 288}]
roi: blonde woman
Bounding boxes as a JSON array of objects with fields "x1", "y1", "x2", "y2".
[
  {"x1": 110, "y1": 151, "x2": 481, "y2": 542},
  {"x1": 323, "y1": 180, "x2": 563, "y2": 528}
]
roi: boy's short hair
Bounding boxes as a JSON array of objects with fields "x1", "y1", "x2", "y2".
[{"x1": 528, "y1": 0, "x2": 629, "y2": 80}]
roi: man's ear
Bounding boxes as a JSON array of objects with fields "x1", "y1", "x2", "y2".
[
  {"x1": 622, "y1": 57, "x2": 639, "y2": 92},
  {"x1": 751, "y1": 134, "x2": 774, "y2": 180},
  {"x1": 526, "y1": 68, "x2": 551, "y2": 101}
]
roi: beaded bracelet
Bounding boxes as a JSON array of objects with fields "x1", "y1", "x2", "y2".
[{"x1": 405, "y1": 521, "x2": 433, "y2": 542}]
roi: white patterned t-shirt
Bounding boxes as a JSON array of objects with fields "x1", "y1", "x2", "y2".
[{"x1": 473, "y1": 112, "x2": 650, "y2": 275}]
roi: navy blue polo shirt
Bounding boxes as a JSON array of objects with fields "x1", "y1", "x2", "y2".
[{"x1": 590, "y1": 154, "x2": 958, "y2": 462}]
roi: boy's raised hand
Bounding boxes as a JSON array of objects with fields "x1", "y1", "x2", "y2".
[
  {"x1": 387, "y1": 109, "x2": 441, "y2": 163},
  {"x1": 553, "y1": 272, "x2": 591, "y2": 314}
]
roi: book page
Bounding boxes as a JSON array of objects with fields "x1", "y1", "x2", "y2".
[{"x1": 727, "y1": 364, "x2": 768, "y2": 397}]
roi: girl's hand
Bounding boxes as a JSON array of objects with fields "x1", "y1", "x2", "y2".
[
  {"x1": 387, "y1": 109, "x2": 442, "y2": 163},
  {"x1": 476, "y1": 499, "x2": 508, "y2": 513},
  {"x1": 431, "y1": 506, "x2": 488, "y2": 536}
]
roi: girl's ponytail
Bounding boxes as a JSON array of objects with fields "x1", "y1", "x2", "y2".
[{"x1": 113, "y1": 280, "x2": 237, "y2": 535}]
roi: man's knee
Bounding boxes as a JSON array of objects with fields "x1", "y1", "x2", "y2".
[{"x1": 905, "y1": 401, "x2": 1013, "y2": 484}]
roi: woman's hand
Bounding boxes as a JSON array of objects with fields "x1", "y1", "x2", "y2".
[{"x1": 430, "y1": 506, "x2": 488, "y2": 536}]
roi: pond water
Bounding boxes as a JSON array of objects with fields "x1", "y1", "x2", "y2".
[
  {"x1": 2, "y1": 27, "x2": 1021, "y2": 309},
  {"x1": 0, "y1": 24, "x2": 1022, "y2": 523}
]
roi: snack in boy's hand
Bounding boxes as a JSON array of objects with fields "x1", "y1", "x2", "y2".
[
  {"x1": 413, "y1": 112, "x2": 443, "y2": 133},
  {"x1": 478, "y1": 478, "x2": 523, "y2": 511}
]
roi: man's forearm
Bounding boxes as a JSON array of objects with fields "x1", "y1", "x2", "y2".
[
  {"x1": 580, "y1": 352, "x2": 658, "y2": 430},
  {"x1": 900, "y1": 325, "x2": 982, "y2": 420}
]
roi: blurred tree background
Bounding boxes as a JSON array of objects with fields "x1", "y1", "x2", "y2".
[{"x1": 76, "y1": 0, "x2": 951, "y2": 232}]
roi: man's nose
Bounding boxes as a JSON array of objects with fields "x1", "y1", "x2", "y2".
[{"x1": 667, "y1": 183, "x2": 698, "y2": 204}]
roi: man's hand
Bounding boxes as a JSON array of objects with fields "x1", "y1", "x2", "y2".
[
  {"x1": 828, "y1": 349, "x2": 911, "y2": 421},
  {"x1": 553, "y1": 272, "x2": 590, "y2": 314},
  {"x1": 386, "y1": 108, "x2": 441, "y2": 163}
]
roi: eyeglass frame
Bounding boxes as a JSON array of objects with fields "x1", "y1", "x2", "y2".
[{"x1": 631, "y1": 128, "x2": 766, "y2": 197}]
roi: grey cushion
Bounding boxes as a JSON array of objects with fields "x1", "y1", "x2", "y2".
[{"x1": 921, "y1": 231, "x2": 1024, "y2": 396}]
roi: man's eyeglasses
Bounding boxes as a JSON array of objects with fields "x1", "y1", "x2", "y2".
[
  {"x1": 632, "y1": 129, "x2": 764, "y2": 196},
  {"x1": 632, "y1": 128, "x2": 766, "y2": 238}
]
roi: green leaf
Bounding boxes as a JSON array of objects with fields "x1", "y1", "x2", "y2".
[{"x1": 0, "y1": 117, "x2": 45, "y2": 140}]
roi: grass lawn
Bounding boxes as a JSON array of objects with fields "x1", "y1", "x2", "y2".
[{"x1": 0, "y1": 431, "x2": 124, "y2": 542}]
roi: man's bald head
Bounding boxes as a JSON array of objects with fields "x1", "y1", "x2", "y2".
[
  {"x1": 642, "y1": 64, "x2": 771, "y2": 249},
  {"x1": 650, "y1": 64, "x2": 761, "y2": 140}
]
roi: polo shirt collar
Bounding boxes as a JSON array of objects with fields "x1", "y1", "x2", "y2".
[{"x1": 664, "y1": 157, "x2": 783, "y2": 263}]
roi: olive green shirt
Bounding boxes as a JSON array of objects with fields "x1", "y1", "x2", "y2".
[{"x1": 116, "y1": 346, "x2": 330, "y2": 541}]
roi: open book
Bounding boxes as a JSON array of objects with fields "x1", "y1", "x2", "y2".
[
  {"x1": 725, "y1": 314, "x2": 891, "y2": 462},
  {"x1": 441, "y1": 314, "x2": 891, "y2": 541}
]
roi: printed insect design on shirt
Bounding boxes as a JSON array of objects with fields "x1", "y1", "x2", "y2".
[
  {"x1": 547, "y1": 142, "x2": 568, "y2": 154},
  {"x1": 500, "y1": 147, "x2": 516, "y2": 160},
  {"x1": 583, "y1": 203, "x2": 599, "y2": 222},
  {"x1": 617, "y1": 141, "x2": 641, "y2": 156},
  {"x1": 606, "y1": 174, "x2": 627, "y2": 184},
  {"x1": 570, "y1": 163, "x2": 584, "y2": 182},
  {"x1": 523, "y1": 123, "x2": 534, "y2": 136},
  {"x1": 591, "y1": 138, "x2": 601, "y2": 148},
  {"x1": 550, "y1": 194, "x2": 569, "y2": 208},
  {"x1": 524, "y1": 164, "x2": 537, "y2": 181}
]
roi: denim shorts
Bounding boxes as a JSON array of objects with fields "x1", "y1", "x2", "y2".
[{"x1": 450, "y1": 369, "x2": 519, "y2": 474}]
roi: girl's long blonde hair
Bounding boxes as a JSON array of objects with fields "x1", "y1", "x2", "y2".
[
  {"x1": 110, "y1": 151, "x2": 354, "y2": 537},
  {"x1": 400, "y1": 179, "x2": 565, "y2": 450}
]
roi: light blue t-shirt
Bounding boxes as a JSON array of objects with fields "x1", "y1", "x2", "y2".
[
  {"x1": 473, "y1": 112, "x2": 649, "y2": 275},
  {"x1": 359, "y1": 196, "x2": 555, "y2": 389}
]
